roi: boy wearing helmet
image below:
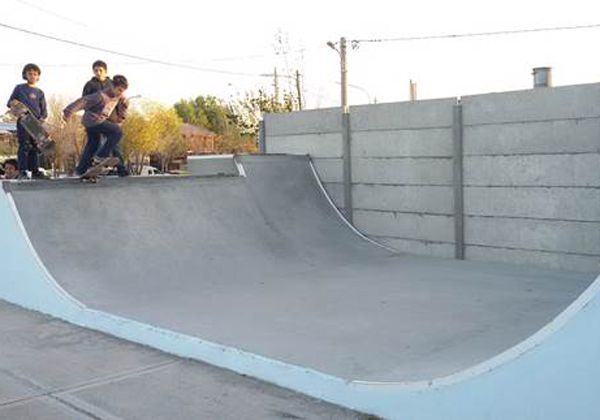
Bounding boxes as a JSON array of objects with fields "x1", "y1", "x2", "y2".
[{"x1": 6, "y1": 63, "x2": 48, "y2": 179}]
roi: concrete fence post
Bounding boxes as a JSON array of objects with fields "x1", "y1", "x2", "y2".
[
  {"x1": 342, "y1": 112, "x2": 353, "y2": 223},
  {"x1": 258, "y1": 120, "x2": 266, "y2": 153},
  {"x1": 453, "y1": 101, "x2": 465, "y2": 260}
]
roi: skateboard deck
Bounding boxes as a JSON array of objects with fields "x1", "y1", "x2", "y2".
[
  {"x1": 9, "y1": 99, "x2": 56, "y2": 154},
  {"x1": 79, "y1": 157, "x2": 119, "y2": 183}
]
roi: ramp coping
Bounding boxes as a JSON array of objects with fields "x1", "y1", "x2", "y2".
[{"x1": 307, "y1": 157, "x2": 396, "y2": 253}]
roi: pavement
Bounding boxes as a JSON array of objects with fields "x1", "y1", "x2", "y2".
[{"x1": 0, "y1": 300, "x2": 368, "y2": 420}]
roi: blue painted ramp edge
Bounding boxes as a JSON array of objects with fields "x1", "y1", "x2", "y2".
[{"x1": 1, "y1": 183, "x2": 599, "y2": 420}]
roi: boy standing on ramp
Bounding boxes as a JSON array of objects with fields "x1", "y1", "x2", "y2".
[
  {"x1": 6, "y1": 63, "x2": 48, "y2": 179},
  {"x1": 63, "y1": 75, "x2": 129, "y2": 176}
]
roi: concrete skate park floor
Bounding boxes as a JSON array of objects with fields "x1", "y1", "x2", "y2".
[{"x1": 7, "y1": 155, "x2": 596, "y2": 383}]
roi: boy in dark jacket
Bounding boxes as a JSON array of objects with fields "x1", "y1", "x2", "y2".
[
  {"x1": 64, "y1": 75, "x2": 129, "y2": 172},
  {"x1": 82, "y1": 60, "x2": 114, "y2": 96},
  {"x1": 6, "y1": 63, "x2": 48, "y2": 179}
]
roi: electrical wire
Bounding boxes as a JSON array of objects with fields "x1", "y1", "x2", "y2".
[
  {"x1": 0, "y1": 21, "x2": 269, "y2": 77},
  {"x1": 352, "y1": 23, "x2": 600, "y2": 44}
]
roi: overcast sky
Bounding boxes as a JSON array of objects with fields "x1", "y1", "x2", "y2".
[{"x1": 1, "y1": 0, "x2": 599, "y2": 110}]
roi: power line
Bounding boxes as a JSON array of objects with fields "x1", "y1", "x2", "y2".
[
  {"x1": 352, "y1": 23, "x2": 600, "y2": 44},
  {"x1": 14, "y1": 0, "x2": 88, "y2": 27},
  {"x1": 0, "y1": 21, "x2": 269, "y2": 78}
]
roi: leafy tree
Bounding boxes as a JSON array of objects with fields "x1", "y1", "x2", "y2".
[
  {"x1": 153, "y1": 106, "x2": 186, "y2": 172},
  {"x1": 174, "y1": 95, "x2": 234, "y2": 136},
  {"x1": 174, "y1": 89, "x2": 295, "y2": 154},
  {"x1": 122, "y1": 101, "x2": 184, "y2": 174},
  {"x1": 122, "y1": 103, "x2": 158, "y2": 174},
  {"x1": 230, "y1": 89, "x2": 294, "y2": 137}
]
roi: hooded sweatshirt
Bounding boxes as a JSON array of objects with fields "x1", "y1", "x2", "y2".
[
  {"x1": 82, "y1": 77, "x2": 114, "y2": 96},
  {"x1": 63, "y1": 90, "x2": 128, "y2": 127}
]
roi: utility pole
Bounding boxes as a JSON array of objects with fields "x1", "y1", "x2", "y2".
[
  {"x1": 327, "y1": 37, "x2": 352, "y2": 222},
  {"x1": 409, "y1": 79, "x2": 417, "y2": 101},
  {"x1": 340, "y1": 37, "x2": 348, "y2": 114},
  {"x1": 273, "y1": 67, "x2": 279, "y2": 106},
  {"x1": 295, "y1": 70, "x2": 303, "y2": 110}
]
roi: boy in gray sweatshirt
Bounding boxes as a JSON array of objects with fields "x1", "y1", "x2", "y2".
[{"x1": 64, "y1": 75, "x2": 129, "y2": 174}]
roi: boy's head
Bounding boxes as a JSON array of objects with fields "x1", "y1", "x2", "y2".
[
  {"x1": 111, "y1": 75, "x2": 129, "y2": 96},
  {"x1": 92, "y1": 60, "x2": 108, "y2": 82},
  {"x1": 21, "y1": 63, "x2": 41, "y2": 85},
  {"x1": 3, "y1": 159, "x2": 18, "y2": 179}
]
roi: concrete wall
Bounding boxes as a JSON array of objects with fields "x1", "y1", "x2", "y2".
[
  {"x1": 263, "y1": 83, "x2": 600, "y2": 272},
  {"x1": 350, "y1": 99, "x2": 456, "y2": 258},
  {"x1": 461, "y1": 84, "x2": 600, "y2": 272}
]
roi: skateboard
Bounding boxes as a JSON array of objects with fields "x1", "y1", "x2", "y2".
[
  {"x1": 9, "y1": 99, "x2": 56, "y2": 154},
  {"x1": 79, "y1": 157, "x2": 119, "y2": 183}
]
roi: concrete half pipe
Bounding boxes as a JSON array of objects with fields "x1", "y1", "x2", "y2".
[{"x1": 1, "y1": 155, "x2": 598, "y2": 419}]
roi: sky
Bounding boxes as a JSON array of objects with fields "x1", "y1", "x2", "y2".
[{"x1": 1, "y1": 0, "x2": 600, "y2": 111}]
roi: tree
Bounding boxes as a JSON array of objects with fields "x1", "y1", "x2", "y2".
[
  {"x1": 153, "y1": 106, "x2": 185, "y2": 172},
  {"x1": 174, "y1": 89, "x2": 295, "y2": 154},
  {"x1": 121, "y1": 101, "x2": 183, "y2": 174},
  {"x1": 46, "y1": 95, "x2": 86, "y2": 173},
  {"x1": 229, "y1": 88, "x2": 294, "y2": 137},
  {"x1": 174, "y1": 96, "x2": 233, "y2": 135}
]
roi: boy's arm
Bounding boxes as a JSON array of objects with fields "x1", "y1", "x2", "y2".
[
  {"x1": 115, "y1": 97, "x2": 129, "y2": 122},
  {"x1": 6, "y1": 86, "x2": 18, "y2": 109},
  {"x1": 63, "y1": 93, "x2": 102, "y2": 119},
  {"x1": 39, "y1": 91, "x2": 48, "y2": 121}
]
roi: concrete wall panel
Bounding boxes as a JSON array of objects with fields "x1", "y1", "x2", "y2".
[
  {"x1": 464, "y1": 155, "x2": 600, "y2": 187},
  {"x1": 464, "y1": 118, "x2": 600, "y2": 155},
  {"x1": 373, "y1": 237, "x2": 455, "y2": 258},
  {"x1": 267, "y1": 133, "x2": 343, "y2": 158},
  {"x1": 465, "y1": 217, "x2": 600, "y2": 256},
  {"x1": 350, "y1": 98, "x2": 455, "y2": 130},
  {"x1": 264, "y1": 108, "x2": 340, "y2": 136},
  {"x1": 312, "y1": 158, "x2": 343, "y2": 184},
  {"x1": 466, "y1": 245, "x2": 600, "y2": 273},
  {"x1": 354, "y1": 184, "x2": 454, "y2": 214},
  {"x1": 463, "y1": 83, "x2": 600, "y2": 124},
  {"x1": 352, "y1": 129, "x2": 453, "y2": 158},
  {"x1": 354, "y1": 210, "x2": 454, "y2": 242},
  {"x1": 465, "y1": 187, "x2": 600, "y2": 221},
  {"x1": 353, "y1": 158, "x2": 453, "y2": 185}
]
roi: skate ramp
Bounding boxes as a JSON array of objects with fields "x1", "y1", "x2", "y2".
[{"x1": 1, "y1": 154, "x2": 599, "y2": 419}]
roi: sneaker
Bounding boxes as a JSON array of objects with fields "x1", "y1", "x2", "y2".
[
  {"x1": 91, "y1": 156, "x2": 104, "y2": 166},
  {"x1": 17, "y1": 172, "x2": 29, "y2": 180},
  {"x1": 31, "y1": 172, "x2": 50, "y2": 180}
]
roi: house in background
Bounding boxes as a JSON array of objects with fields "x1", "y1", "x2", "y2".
[
  {"x1": 150, "y1": 123, "x2": 220, "y2": 171},
  {"x1": 181, "y1": 123, "x2": 219, "y2": 154}
]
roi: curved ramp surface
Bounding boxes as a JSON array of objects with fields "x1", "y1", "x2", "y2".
[{"x1": 1, "y1": 154, "x2": 599, "y2": 419}]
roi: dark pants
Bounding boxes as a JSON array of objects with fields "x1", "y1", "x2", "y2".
[
  {"x1": 16, "y1": 123, "x2": 39, "y2": 175},
  {"x1": 112, "y1": 141, "x2": 129, "y2": 176},
  {"x1": 76, "y1": 122, "x2": 123, "y2": 174}
]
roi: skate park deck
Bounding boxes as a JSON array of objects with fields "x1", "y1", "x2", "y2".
[{"x1": 1, "y1": 154, "x2": 599, "y2": 419}]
